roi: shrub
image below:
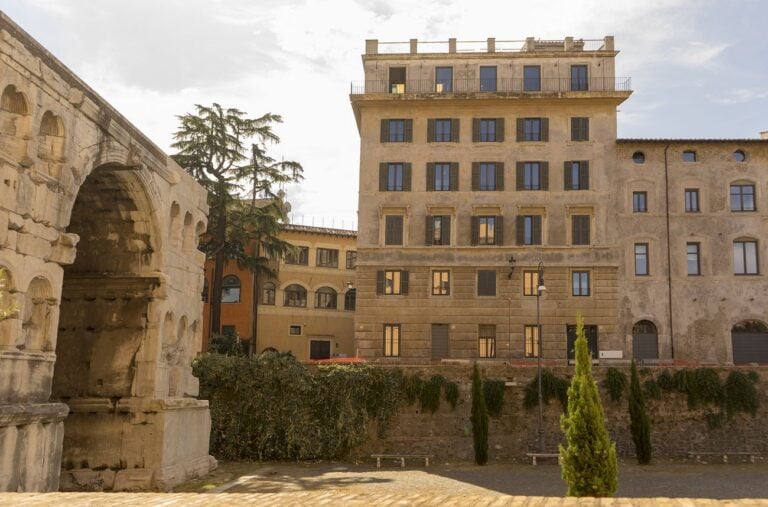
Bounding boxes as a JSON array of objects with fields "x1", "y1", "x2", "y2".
[
  {"x1": 471, "y1": 363, "x2": 489, "y2": 465},
  {"x1": 523, "y1": 369, "x2": 570, "y2": 412},
  {"x1": 657, "y1": 369, "x2": 674, "y2": 391},
  {"x1": 420, "y1": 375, "x2": 445, "y2": 414},
  {"x1": 559, "y1": 313, "x2": 618, "y2": 497},
  {"x1": 643, "y1": 379, "x2": 661, "y2": 400},
  {"x1": 444, "y1": 381, "x2": 460, "y2": 410},
  {"x1": 605, "y1": 368, "x2": 628, "y2": 402},
  {"x1": 723, "y1": 370, "x2": 758, "y2": 417},
  {"x1": 628, "y1": 361, "x2": 652, "y2": 464},
  {"x1": 483, "y1": 380, "x2": 506, "y2": 418},
  {"x1": 404, "y1": 374, "x2": 424, "y2": 405}
]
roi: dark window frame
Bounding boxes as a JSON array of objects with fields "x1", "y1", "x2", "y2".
[
  {"x1": 479, "y1": 66, "x2": 497, "y2": 92},
  {"x1": 523, "y1": 65, "x2": 541, "y2": 91},
  {"x1": 434, "y1": 162, "x2": 451, "y2": 191},
  {"x1": 388, "y1": 119, "x2": 405, "y2": 142},
  {"x1": 344, "y1": 289, "x2": 356, "y2": 310},
  {"x1": 682, "y1": 150, "x2": 697, "y2": 162},
  {"x1": 633, "y1": 191, "x2": 648, "y2": 213},
  {"x1": 478, "y1": 324, "x2": 496, "y2": 358},
  {"x1": 262, "y1": 282, "x2": 276, "y2": 305},
  {"x1": 345, "y1": 251, "x2": 357, "y2": 269},
  {"x1": 733, "y1": 239, "x2": 759, "y2": 275},
  {"x1": 284, "y1": 284, "x2": 308, "y2": 307},
  {"x1": 730, "y1": 184, "x2": 756, "y2": 212},
  {"x1": 316, "y1": 248, "x2": 339, "y2": 268},
  {"x1": 289, "y1": 325, "x2": 302, "y2": 335},
  {"x1": 687, "y1": 242, "x2": 701, "y2": 276},
  {"x1": 523, "y1": 118, "x2": 542, "y2": 141},
  {"x1": 434, "y1": 119, "x2": 452, "y2": 142},
  {"x1": 522, "y1": 215, "x2": 542, "y2": 245},
  {"x1": 477, "y1": 269, "x2": 497, "y2": 297},
  {"x1": 221, "y1": 275, "x2": 241, "y2": 303},
  {"x1": 384, "y1": 270, "x2": 404, "y2": 295},
  {"x1": 523, "y1": 162, "x2": 542, "y2": 190},
  {"x1": 523, "y1": 270, "x2": 540, "y2": 296},
  {"x1": 571, "y1": 117, "x2": 589, "y2": 141},
  {"x1": 477, "y1": 216, "x2": 497, "y2": 245},
  {"x1": 431, "y1": 269, "x2": 451, "y2": 296},
  {"x1": 479, "y1": 118, "x2": 497, "y2": 142},
  {"x1": 383, "y1": 324, "x2": 401, "y2": 357},
  {"x1": 524, "y1": 324, "x2": 540, "y2": 358},
  {"x1": 570, "y1": 64, "x2": 589, "y2": 91},
  {"x1": 478, "y1": 163, "x2": 497, "y2": 191},
  {"x1": 685, "y1": 189, "x2": 700, "y2": 212},
  {"x1": 285, "y1": 246, "x2": 309, "y2": 265},
  {"x1": 435, "y1": 66, "x2": 453, "y2": 92},
  {"x1": 314, "y1": 287, "x2": 338, "y2": 309},
  {"x1": 634, "y1": 243, "x2": 649, "y2": 276},
  {"x1": 384, "y1": 215, "x2": 404, "y2": 246},
  {"x1": 572, "y1": 271, "x2": 590, "y2": 296}
]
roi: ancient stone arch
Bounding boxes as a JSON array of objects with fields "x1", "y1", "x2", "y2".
[{"x1": 0, "y1": 13, "x2": 213, "y2": 492}]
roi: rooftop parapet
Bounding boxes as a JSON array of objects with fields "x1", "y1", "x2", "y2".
[{"x1": 364, "y1": 36, "x2": 615, "y2": 55}]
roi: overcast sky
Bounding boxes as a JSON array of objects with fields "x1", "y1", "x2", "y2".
[{"x1": 3, "y1": 0, "x2": 767, "y2": 229}]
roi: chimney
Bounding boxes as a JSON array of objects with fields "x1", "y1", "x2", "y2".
[{"x1": 760, "y1": 131, "x2": 768, "y2": 140}]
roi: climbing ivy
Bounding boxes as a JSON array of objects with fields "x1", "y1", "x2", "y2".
[
  {"x1": 604, "y1": 368, "x2": 628, "y2": 402},
  {"x1": 444, "y1": 381, "x2": 460, "y2": 410},
  {"x1": 482, "y1": 380, "x2": 506, "y2": 418},
  {"x1": 523, "y1": 369, "x2": 569, "y2": 412}
]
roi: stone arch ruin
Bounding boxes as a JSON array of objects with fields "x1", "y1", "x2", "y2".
[{"x1": 0, "y1": 13, "x2": 214, "y2": 492}]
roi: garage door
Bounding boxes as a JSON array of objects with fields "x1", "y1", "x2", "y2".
[{"x1": 732, "y1": 320, "x2": 768, "y2": 364}]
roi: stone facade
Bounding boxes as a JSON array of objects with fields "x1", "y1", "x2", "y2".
[
  {"x1": 0, "y1": 13, "x2": 214, "y2": 491},
  {"x1": 202, "y1": 224, "x2": 358, "y2": 361},
  {"x1": 349, "y1": 37, "x2": 768, "y2": 365}
]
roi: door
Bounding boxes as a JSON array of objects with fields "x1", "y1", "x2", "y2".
[
  {"x1": 389, "y1": 67, "x2": 406, "y2": 93},
  {"x1": 732, "y1": 320, "x2": 768, "y2": 364},
  {"x1": 632, "y1": 320, "x2": 659, "y2": 360},
  {"x1": 431, "y1": 324, "x2": 450, "y2": 360},
  {"x1": 309, "y1": 339, "x2": 331, "y2": 360},
  {"x1": 567, "y1": 325, "x2": 598, "y2": 361}
]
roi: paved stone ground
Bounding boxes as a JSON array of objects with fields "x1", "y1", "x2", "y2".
[{"x1": 3, "y1": 460, "x2": 768, "y2": 505}]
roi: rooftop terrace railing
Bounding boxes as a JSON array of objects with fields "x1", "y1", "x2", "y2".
[
  {"x1": 350, "y1": 77, "x2": 631, "y2": 95},
  {"x1": 365, "y1": 36, "x2": 614, "y2": 55}
]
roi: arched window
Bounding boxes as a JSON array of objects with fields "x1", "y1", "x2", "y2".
[
  {"x1": 632, "y1": 320, "x2": 659, "y2": 360},
  {"x1": 284, "y1": 284, "x2": 307, "y2": 307},
  {"x1": 221, "y1": 275, "x2": 241, "y2": 303},
  {"x1": 262, "y1": 282, "x2": 276, "y2": 305},
  {"x1": 733, "y1": 320, "x2": 768, "y2": 333},
  {"x1": 39, "y1": 111, "x2": 63, "y2": 137},
  {"x1": 632, "y1": 320, "x2": 657, "y2": 334},
  {"x1": 315, "y1": 287, "x2": 337, "y2": 309},
  {"x1": 344, "y1": 289, "x2": 356, "y2": 310},
  {"x1": 1, "y1": 85, "x2": 28, "y2": 115},
  {"x1": 201, "y1": 279, "x2": 209, "y2": 303}
]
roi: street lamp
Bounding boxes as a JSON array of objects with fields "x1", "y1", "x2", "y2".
[{"x1": 535, "y1": 261, "x2": 547, "y2": 453}]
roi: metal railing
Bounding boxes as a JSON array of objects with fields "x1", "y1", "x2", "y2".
[{"x1": 350, "y1": 77, "x2": 631, "y2": 95}]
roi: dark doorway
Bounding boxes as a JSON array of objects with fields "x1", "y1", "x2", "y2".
[
  {"x1": 431, "y1": 324, "x2": 450, "y2": 360},
  {"x1": 732, "y1": 320, "x2": 768, "y2": 364},
  {"x1": 566, "y1": 324, "x2": 598, "y2": 360},
  {"x1": 310, "y1": 340, "x2": 331, "y2": 360},
  {"x1": 632, "y1": 320, "x2": 659, "y2": 360}
]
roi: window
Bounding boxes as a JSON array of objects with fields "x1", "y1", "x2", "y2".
[
  {"x1": 477, "y1": 270, "x2": 496, "y2": 296},
  {"x1": 316, "y1": 248, "x2": 339, "y2": 268},
  {"x1": 221, "y1": 275, "x2": 241, "y2": 303},
  {"x1": 730, "y1": 184, "x2": 756, "y2": 211},
  {"x1": 289, "y1": 325, "x2": 302, "y2": 335},
  {"x1": 516, "y1": 162, "x2": 548, "y2": 190},
  {"x1": 633, "y1": 191, "x2": 648, "y2": 212},
  {"x1": 389, "y1": 67, "x2": 406, "y2": 93},
  {"x1": 634, "y1": 243, "x2": 649, "y2": 276},
  {"x1": 434, "y1": 163, "x2": 451, "y2": 191},
  {"x1": 523, "y1": 65, "x2": 540, "y2": 91},
  {"x1": 383, "y1": 324, "x2": 401, "y2": 357},
  {"x1": 682, "y1": 150, "x2": 697, "y2": 162},
  {"x1": 478, "y1": 163, "x2": 497, "y2": 190},
  {"x1": 733, "y1": 150, "x2": 746, "y2": 162},
  {"x1": 386, "y1": 163, "x2": 404, "y2": 191},
  {"x1": 523, "y1": 271, "x2": 540, "y2": 296},
  {"x1": 524, "y1": 325, "x2": 540, "y2": 358},
  {"x1": 431, "y1": 270, "x2": 450, "y2": 296},
  {"x1": 285, "y1": 246, "x2": 309, "y2": 265},
  {"x1": 384, "y1": 215, "x2": 404, "y2": 245},
  {"x1": 687, "y1": 242, "x2": 701, "y2": 276},
  {"x1": 479, "y1": 66, "x2": 497, "y2": 91},
  {"x1": 565, "y1": 161, "x2": 589, "y2": 190},
  {"x1": 435, "y1": 119, "x2": 452, "y2": 141},
  {"x1": 479, "y1": 325, "x2": 496, "y2": 358},
  {"x1": 346, "y1": 251, "x2": 357, "y2": 269},
  {"x1": 685, "y1": 189, "x2": 700, "y2": 212},
  {"x1": 262, "y1": 282, "x2": 275, "y2": 305},
  {"x1": 474, "y1": 216, "x2": 498, "y2": 245},
  {"x1": 427, "y1": 215, "x2": 451, "y2": 246},
  {"x1": 572, "y1": 271, "x2": 590, "y2": 296},
  {"x1": 479, "y1": 119, "x2": 496, "y2": 142},
  {"x1": 377, "y1": 270, "x2": 408, "y2": 295},
  {"x1": 344, "y1": 289, "x2": 356, "y2": 310},
  {"x1": 517, "y1": 215, "x2": 542, "y2": 245},
  {"x1": 571, "y1": 117, "x2": 589, "y2": 141},
  {"x1": 222, "y1": 325, "x2": 236, "y2": 337},
  {"x1": 435, "y1": 66, "x2": 453, "y2": 92},
  {"x1": 523, "y1": 118, "x2": 542, "y2": 141},
  {"x1": 429, "y1": 119, "x2": 458, "y2": 142},
  {"x1": 734, "y1": 240, "x2": 759, "y2": 275},
  {"x1": 632, "y1": 151, "x2": 645, "y2": 164},
  {"x1": 382, "y1": 119, "x2": 409, "y2": 142},
  {"x1": 571, "y1": 215, "x2": 591, "y2": 245},
  {"x1": 570, "y1": 64, "x2": 588, "y2": 91},
  {"x1": 284, "y1": 284, "x2": 307, "y2": 307},
  {"x1": 315, "y1": 287, "x2": 337, "y2": 309}
]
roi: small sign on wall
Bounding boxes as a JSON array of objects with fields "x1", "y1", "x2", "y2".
[{"x1": 599, "y1": 350, "x2": 623, "y2": 359}]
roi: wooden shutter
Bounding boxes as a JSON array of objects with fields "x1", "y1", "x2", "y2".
[
  {"x1": 471, "y1": 162, "x2": 480, "y2": 190},
  {"x1": 427, "y1": 119, "x2": 435, "y2": 142},
  {"x1": 425, "y1": 216, "x2": 434, "y2": 245},
  {"x1": 380, "y1": 119, "x2": 389, "y2": 143},
  {"x1": 404, "y1": 119, "x2": 413, "y2": 142},
  {"x1": 472, "y1": 118, "x2": 480, "y2": 142},
  {"x1": 393, "y1": 216, "x2": 403, "y2": 245},
  {"x1": 541, "y1": 161, "x2": 549, "y2": 190},
  {"x1": 376, "y1": 270, "x2": 385, "y2": 295},
  {"x1": 516, "y1": 118, "x2": 524, "y2": 141},
  {"x1": 443, "y1": 215, "x2": 452, "y2": 245},
  {"x1": 497, "y1": 118, "x2": 505, "y2": 142},
  {"x1": 470, "y1": 216, "x2": 479, "y2": 246},
  {"x1": 516, "y1": 162, "x2": 524, "y2": 190},
  {"x1": 541, "y1": 118, "x2": 549, "y2": 141},
  {"x1": 570, "y1": 117, "x2": 577, "y2": 141},
  {"x1": 581, "y1": 161, "x2": 590, "y2": 190},
  {"x1": 573, "y1": 215, "x2": 590, "y2": 245},
  {"x1": 451, "y1": 118, "x2": 460, "y2": 142},
  {"x1": 449, "y1": 163, "x2": 459, "y2": 191},
  {"x1": 532, "y1": 216, "x2": 542, "y2": 245},
  {"x1": 516, "y1": 216, "x2": 525, "y2": 245},
  {"x1": 572, "y1": 216, "x2": 580, "y2": 245},
  {"x1": 496, "y1": 162, "x2": 504, "y2": 191},
  {"x1": 401, "y1": 271, "x2": 409, "y2": 295},
  {"x1": 495, "y1": 215, "x2": 504, "y2": 245},
  {"x1": 583, "y1": 118, "x2": 589, "y2": 141},
  {"x1": 426, "y1": 163, "x2": 435, "y2": 191},
  {"x1": 564, "y1": 161, "x2": 571, "y2": 190},
  {"x1": 403, "y1": 163, "x2": 412, "y2": 191},
  {"x1": 379, "y1": 163, "x2": 388, "y2": 191}
]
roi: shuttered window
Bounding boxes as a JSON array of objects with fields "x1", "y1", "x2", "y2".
[
  {"x1": 564, "y1": 161, "x2": 589, "y2": 190},
  {"x1": 478, "y1": 325, "x2": 496, "y2": 358},
  {"x1": 426, "y1": 215, "x2": 451, "y2": 246},
  {"x1": 379, "y1": 163, "x2": 411, "y2": 192},
  {"x1": 516, "y1": 162, "x2": 548, "y2": 190},
  {"x1": 383, "y1": 324, "x2": 401, "y2": 357},
  {"x1": 429, "y1": 118, "x2": 459, "y2": 142},
  {"x1": 517, "y1": 117, "x2": 549, "y2": 141},
  {"x1": 571, "y1": 215, "x2": 591, "y2": 245},
  {"x1": 477, "y1": 270, "x2": 496, "y2": 296},
  {"x1": 473, "y1": 118, "x2": 504, "y2": 142},
  {"x1": 384, "y1": 215, "x2": 404, "y2": 245},
  {"x1": 571, "y1": 117, "x2": 589, "y2": 141},
  {"x1": 471, "y1": 216, "x2": 504, "y2": 246},
  {"x1": 380, "y1": 119, "x2": 412, "y2": 143},
  {"x1": 376, "y1": 270, "x2": 410, "y2": 295},
  {"x1": 426, "y1": 162, "x2": 458, "y2": 191},
  {"x1": 516, "y1": 215, "x2": 542, "y2": 245}
]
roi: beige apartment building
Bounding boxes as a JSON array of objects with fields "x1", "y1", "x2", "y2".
[
  {"x1": 350, "y1": 36, "x2": 768, "y2": 365},
  {"x1": 202, "y1": 223, "x2": 357, "y2": 361}
]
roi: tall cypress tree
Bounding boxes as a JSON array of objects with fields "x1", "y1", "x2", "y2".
[
  {"x1": 629, "y1": 360, "x2": 652, "y2": 464},
  {"x1": 560, "y1": 313, "x2": 618, "y2": 497},
  {"x1": 471, "y1": 362, "x2": 489, "y2": 465}
]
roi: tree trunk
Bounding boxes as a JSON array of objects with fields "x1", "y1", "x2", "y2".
[
  {"x1": 209, "y1": 204, "x2": 227, "y2": 337},
  {"x1": 249, "y1": 242, "x2": 260, "y2": 357}
]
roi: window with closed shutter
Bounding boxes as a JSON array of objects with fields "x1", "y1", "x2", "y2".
[
  {"x1": 477, "y1": 270, "x2": 496, "y2": 296},
  {"x1": 384, "y1": 215, "x2": 404, "y2": 245},
  {"x1": 571, "y1": 215, "x2": 590, "y2": 245},
  {"x1": 565, "y1": 161, "x2": 589, "y2": 190},
  {"x1": 518, "y1": 215, "x2": 542, "y2": 245},
  {"x1": 571, "y1": 117, "x2": 589, "y2": 141}
]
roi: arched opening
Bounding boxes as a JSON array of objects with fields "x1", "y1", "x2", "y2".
[
  {"x1": 221, "y1": 275, "x2": 241, "y2": 303},
  {"x1": 283, "y1": 284, "x2": 307, "y2": 307},
  {"x1": 0, "y1": 84, "x2": 32, "y2": 162},
  {"x1": 37, "y1": 110, "x2": 66, "y2": 173},
  {"x1": 315, "y1": 286, "x2": 337, "y2": 309},
  {"x1": 344, "y1": 288, "x2": 356, "y2": 311},
  {"x1": 181, "y1": 212, "x2": 193, "y2": 253},
  {"x1": 21, "y1": 277, "x2": 55, "y2": 351},
  {"x1": 732, "y1": 320, "x2": 768, "y2": 364},
  {"x1": 632, "y1": 320, "x2": 658, "y2": 360},
  {"x1": 52, "y1": 165, "x2": 160, "y2": 475},
  {"x1": 1, "y1": 84, "x2": 29, "y2": 115}
]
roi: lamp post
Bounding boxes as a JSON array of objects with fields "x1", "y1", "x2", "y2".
[{"x1": 535, "y1": 261, "x2": 547, "y2": 453}]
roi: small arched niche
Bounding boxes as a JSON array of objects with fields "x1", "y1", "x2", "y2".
[
  {"x1": 37, "y1": 110, "x2": 66, "y2": 164},
  {"x1": 21, "y1": 277, "x2": 55, "y2": 351},
  {"x1": 1, "y1": 85, "x2": 29, "y2": 115}
]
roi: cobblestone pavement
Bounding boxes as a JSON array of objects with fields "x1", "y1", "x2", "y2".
[{"x1": 3, "y1": 460, "x2": 768, "y2": 506}]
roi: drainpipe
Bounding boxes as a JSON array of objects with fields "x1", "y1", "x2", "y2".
[{"x1": 663, "y1": 144, "x2": 675, "y2": 361}]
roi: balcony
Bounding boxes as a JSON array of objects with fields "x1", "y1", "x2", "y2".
[{"x1": 350, "y1": 77, "x2": 632, "y2": 95}]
